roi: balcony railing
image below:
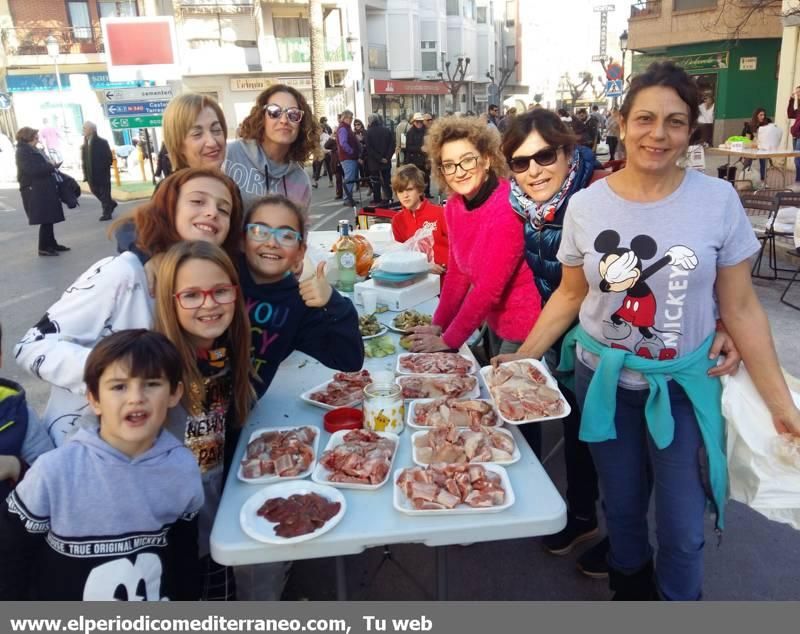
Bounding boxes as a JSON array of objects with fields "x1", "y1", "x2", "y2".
[
  {"x1": 1, "y1": 26, "x2": 104, "y2": 57},
  {"x1": 368, "y1": 43, "x2": 387, "y2": 70},
  {"x1": 630, "y1": 0, "x2": 661, "y2": 19},
  {"x1": 275, "y1": 37, "x2": 350, "y2": 64}
]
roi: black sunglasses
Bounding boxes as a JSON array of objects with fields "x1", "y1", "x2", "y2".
[{"x1": 508, "y1": 146, "x2": 562, "y2": 173}]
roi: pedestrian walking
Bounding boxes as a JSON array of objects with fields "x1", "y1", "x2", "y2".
[
  {"x1": 337, "y1": 110, "x2": 360, "y2": 207},
  {"x1": 14, "y1": 127, "x2": 69, "y2": 256},
  {"x1": 404, "y1": 113, "x2": 431, "y2": 197},
  {"x1": 81, "y1": 122, "x2": 117, "y2": 221},
  {"x1": 364, "y1": 113, "x2": 395, "y2": 204}
]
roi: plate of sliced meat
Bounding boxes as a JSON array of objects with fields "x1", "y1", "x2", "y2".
[
  {"x1": 300, "y1": 370, "x2": 373, "y2": 410},
  {"x1": 240, "y1": 481, "x2": 346, "y2": 545},
  {"x1": 395, "y1": 374, "x2": 479, "y2": 400},
  {"x1": 312, "y1": 429, "x2": 398, "y2": 490},
  {"x1": 407, "y1": 398, "x2": 501, "y2": 429},
  {"x1": 411, "y1": 426, "x2": 519, "y2": 466},
  {"x1": 480, "y1": 359, "x2": 571, "y2": 424},
  {"x1": 396, "y1": 352, "x2": 477, "y2": 376},
  {"x1": 393, "y1": 463, "x2": 514, "y2": 515},
  {"x1": 237, "y1": 426, "x2": 320, "y2": 484}
]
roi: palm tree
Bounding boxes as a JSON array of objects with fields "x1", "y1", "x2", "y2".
[{"x1": 309, "y1": 0, "x2": 325, "y2": 122}]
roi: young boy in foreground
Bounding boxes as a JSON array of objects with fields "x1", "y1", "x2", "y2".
[{"x1": 0, "y1": 329, "x2": 204, "y2": 600}]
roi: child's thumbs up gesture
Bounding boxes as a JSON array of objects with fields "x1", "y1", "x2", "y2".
[{"x1": 299, "y1": 261, "x2": 333, "y2": 308}]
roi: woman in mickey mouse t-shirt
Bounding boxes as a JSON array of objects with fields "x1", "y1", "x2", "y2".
[{"x1": 494, "y1": 62, "x2": 800, "y2": 601}]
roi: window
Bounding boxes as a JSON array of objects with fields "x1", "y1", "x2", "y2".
[
  {"x1": 505, "y1": 0, "x2": 515, "y2": 27},
  {"x1": 68, "y1": 2, "x2": 92, "y2": 40},
  {"x1": 446, "y1": 0, "x2": 459, "y2": 16},
  {"x1": 477, "y1": 7, "x2": 487, "y2": 23},
  {"x1": 673, "y1": 0, "x2": 717, "y2": 9},
  {"x1": 273, "y1": 17, "x2": 310, "y2": 38},
  {"x1": 505, "y1": 45, "x2": 515, "y2": 68},
  {"x1": 463, "y1": 0, "x2": 475, "y2": 19},
  {"x1": 97, "y1": 1, "x2": 138, "y2": 18},
  {"x1": 421, "y1": 40, "x2": 437, "y2": 72}
]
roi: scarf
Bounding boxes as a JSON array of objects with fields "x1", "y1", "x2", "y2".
[{"x1": 509, "y1": 148, "x2": 580, "y2": 229}]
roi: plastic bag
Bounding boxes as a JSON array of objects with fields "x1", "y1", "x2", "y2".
[
  {"x1": 721, "y1": 366, "x2": 800, "y2": 530},
  {"x1": 372, "y1": 224, "x2": 435, "y2": 271}
]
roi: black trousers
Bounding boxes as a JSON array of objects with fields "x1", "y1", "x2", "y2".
[
  {"x1": 38, "y1": 223, "x2": 57, "y2": 251},
  {"x1": 312, "y1": 154, "x2": 333, "y2": 182},
  {"x1": 369, "y1": 165, "x2": 393, "y2": 202},
  {"x1": 606, "y1": 135, "x2": 618, "y2": 161},
  {"x1": 90, "y1": 179, "x2": 117, "y2": 217}
]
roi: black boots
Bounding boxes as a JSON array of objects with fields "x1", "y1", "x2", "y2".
[{"x1": 609, "y1": 559, "x2": 660, "y2": 600}]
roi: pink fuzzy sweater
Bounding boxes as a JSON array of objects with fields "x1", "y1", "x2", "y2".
[{"x1": 434, "y1": 177, "x2": 541, "y2": 349}]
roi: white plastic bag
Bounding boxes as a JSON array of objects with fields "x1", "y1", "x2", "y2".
[
  {"x1": 372, "y1": 224, "x2": 435, "y2": 271},
  {"x1": 721, "y1": 367, "x2": 800, "y2": 530}
]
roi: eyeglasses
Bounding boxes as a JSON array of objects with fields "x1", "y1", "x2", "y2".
[
  {"x1": 508, "y1": 146, "x2": 562, "y2": 173},
  {"x1": 245, "y1": 223, "x2": 303, "y2": 246},
  {"x1": 439, "y1": 155, "x2": 479, "y2": 176},
  {"x1": 264, "y1": 104, "x2": 304, "y2": 124},
  {"x1": 174, "y1": 285, "x2": 237, "y2": 310}
]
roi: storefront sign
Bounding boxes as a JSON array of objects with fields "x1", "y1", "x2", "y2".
[
  {"x1": 371, "y1": 79, "x2": 449, "y2": 95},
  {"x1": 7, "y1": 74, "x2": 72, "y2": 92},
  {"x1": 230, "y1": 77, "x2": 274, "y2": 91},
  {"x1": 739, "y1": 57, "x2": 758, "y2": 71},
  {"x1": 632, "y1": 51, "x2": 730, "y2": 74}
]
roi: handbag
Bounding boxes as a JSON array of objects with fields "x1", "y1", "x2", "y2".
[{"x1": 54, "y1": 170, "x2": 81, "y2": 209}]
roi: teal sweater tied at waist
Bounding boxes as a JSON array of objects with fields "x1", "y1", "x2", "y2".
[{"x1": 558, "y1": 324, "x2": 727, "y2": 531}]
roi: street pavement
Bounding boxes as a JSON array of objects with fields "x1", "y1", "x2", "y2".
[{"x1": 1, "y1": 166, "x2": 799, "y2": 600}]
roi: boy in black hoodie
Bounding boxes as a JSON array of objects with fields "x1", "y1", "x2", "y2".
[{"x1": 240, "y1": 194, "x2": 363, "y2": 399}]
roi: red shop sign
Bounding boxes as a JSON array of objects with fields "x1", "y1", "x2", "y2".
[{"x1": 372, "y1": 79, "x2": 449, "y2": 95}]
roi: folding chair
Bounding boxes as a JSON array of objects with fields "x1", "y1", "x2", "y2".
[
  {"x1": 780, "y1": 248, "x2": 800, "y2": 311},
  {"x1": 740, "y1": 189, "x2": 791, "y2": 279}
]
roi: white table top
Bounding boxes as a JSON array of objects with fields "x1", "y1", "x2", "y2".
[
  {"x1": 210, "y1": 299, "x2": 567, "y2": 566},
  {"x1": 705, "y1": 147, "x2": 800, "y2": 159}
]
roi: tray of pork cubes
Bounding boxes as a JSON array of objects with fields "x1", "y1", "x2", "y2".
[
  {"x1": 312, "y1": 429, "x2": 399, "y2": 490},
  {"x1": 238, "y1": 426, "x2": 320, "y2": 484},
  {"x1": 394, "y1": 463, "x2": 514, "y2": 515},
  {"x1": 395, "y1": 352, "x2": 477, "y2": 376},
  {"x1": 480, "y1": 359, "x2": 571, "y2": 425}
]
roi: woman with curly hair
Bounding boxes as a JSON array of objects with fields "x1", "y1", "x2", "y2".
[
  {"x1": 407, "y1": 116, "x2": 541, "y2": 361},
  {"x1": 226, "y1": 84, "x2": 318, "y2": 214}
]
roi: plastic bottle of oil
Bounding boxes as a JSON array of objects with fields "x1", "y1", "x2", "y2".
[{"x1": 335, "y1": 219, "x2": 356, "y2": 292}]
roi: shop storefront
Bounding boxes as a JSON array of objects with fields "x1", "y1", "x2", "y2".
[
  {"x1": 632, "y1": 38, "x2": 781, "y2": 145},
  {"x1": 369, "y1": 79, "x2": 449, "y2": 125}
]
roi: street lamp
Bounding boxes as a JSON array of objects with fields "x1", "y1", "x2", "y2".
[
  {"x1": 46, "y1": 35, "x2": 69, "y2": 144},
  {"x1": 619, "y1": 29, "x2": 629, "y2": 97}
]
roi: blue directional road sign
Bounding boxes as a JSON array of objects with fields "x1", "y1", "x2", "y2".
[
  {"x1": 103, "y1": 101, "x2": 168, "y2": 117},
  {"x1": 606, "y1": 79, "x2": 623, "y2": 97}
]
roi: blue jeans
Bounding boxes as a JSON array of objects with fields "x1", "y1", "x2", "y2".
[
  {"x1": 574, "y1": 361, "x2": 707, "y2": 600},
  {"x1": 341, "y1": 159, "x2": 359, "y2": 201},
  {"x1": 794, "y1": 138, "x2": 800, "y2": 182}
]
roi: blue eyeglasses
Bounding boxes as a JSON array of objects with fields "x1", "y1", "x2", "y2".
[{"x1": 245, "y1": 223, "x2": 303, "y2": 246}]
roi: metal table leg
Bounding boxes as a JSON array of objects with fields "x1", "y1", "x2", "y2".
[
  {"x1": 436, "y1": 546, "x2": 447, "y2": 600},
  {"x1": 335, "y1": 556, "x2": 348, "y2": 600}
]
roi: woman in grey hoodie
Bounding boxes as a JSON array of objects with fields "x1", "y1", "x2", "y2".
[{"x1": 226, "y1": 84, "x2": 317, "y2": 214}]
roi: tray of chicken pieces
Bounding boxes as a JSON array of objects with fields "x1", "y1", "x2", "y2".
[
  {"x1": 395, "y1": 374, "x2": 479, "y2": 400},
  {"x1": 312, "y1": 429, "x2": 399, "y2": 490},
  {"x1": 237, "y1": 426, "x2": 320, "y2": 484},
  {"x1": 395, "y1": 352, "x2": 477, "y2": 376},
  {"x1": 407, "y1": 397, "x2": 501, "y2": 429},
  {"x1": 411, "y1": 424, "x2": 519, "y2": 466},
  {"x1": 480, "y1": 359, "x2": 571, "y2": 424},
  {"x1": 393, "y1": 463, "x2": 514, "y2": 515}
]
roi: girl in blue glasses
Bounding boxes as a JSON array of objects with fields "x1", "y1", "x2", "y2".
[{"x1": 240, "y1": 194, "x2": 363, "y2": 398}]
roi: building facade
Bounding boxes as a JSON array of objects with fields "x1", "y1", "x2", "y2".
[{"x1": 627, "y1": 0, "x2": 782, "y2": 144}]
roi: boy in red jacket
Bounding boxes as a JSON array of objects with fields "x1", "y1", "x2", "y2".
[{"x1": 390, "y1": 165, "x2": 449, "y2": 274}]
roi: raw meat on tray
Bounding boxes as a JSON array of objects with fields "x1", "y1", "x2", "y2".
[
  {"x1": 319, "y1": 429, "x2": 396, "y2": 485},
  {"x1": 396, "y1": 464, "x2": 506, "y2": 509},
  {"x1": 240, "y1": 427, "x2": 317, "y2": 479},
  {"x1": 413, "y1": 398, "x2": 498, "y2": 428},
  {"x1": 485, "y1": 361, "x2": 565, "y2": 421},
  {"x1": 399, "y1": 353, "x2": 473, "y2": 375},
  {"x1": 397, "y1": 375, "x2": 477, "y2": 399},
  {"x1": 257, "y1": 492, "x2": 341, "y2": 538},
  {"x1": 309, "y1": 370, "x2": 372, "y2": 407},
  {"x1": 414, "y1": 423, "x2": 515, "y2": 464}
]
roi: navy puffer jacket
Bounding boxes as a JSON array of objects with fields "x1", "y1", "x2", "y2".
[{"x1": 519, "y1": 145, "x2": 598, "y2": 305}]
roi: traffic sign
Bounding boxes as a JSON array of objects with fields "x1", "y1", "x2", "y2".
[
  {"x1": 102, "y1": 86, "x2": 174, "y2": 102},
  {"x1": 103, "y1": 101, "x2": 168, "y2": 117},
  {"x1": 109, "y1": 114, "x2": 163, "y2": 129},
  {"x1": 606, "y1": 79, "x2": 623, "y2": 97},
  {"x1": 592, "y1": 54, "x2": 608, "y2": 63},
  {"x1": 606, "y1": 63, "x2": 623, "y2": 81}
]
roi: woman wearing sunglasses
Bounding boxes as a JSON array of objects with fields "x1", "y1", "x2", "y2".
[
  {"x1": 407, "y1": 117, "x2": 541, "y2": 363},
  {"x1": 226, "y1": 84, "x2": 318, "y2": 214}
]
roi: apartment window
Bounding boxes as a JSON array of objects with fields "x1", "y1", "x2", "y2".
[
  {"x1": 68, "y1": 1, "x2": 92, "y2": 40},
  {"x1": 505, "y1": 0, "x2": 515, "y2": 27},
  {"x1": 477, "y1": 7, "x2": 487, "y2": 23},
  {"x1": 505, "y1": 45, "x2": 515, "y2": 68},
  {"x1": 673, "y1": 0, "x2": 717, "y2": 9},
  {"x1": 464, "y1": 0, "x2": 475, "y2": 20},
  {"x1": 446, "y1": 0, "x2": 459, "y2": 16},
  {"x1": 273, "y1": 17, "x2": 310, "y2": 38},
  {"x1": 421, "y1": 40, "x2": 438, "y2": 72},
  {"x1": 97, "y1": 1, "x2": 138, "y2": 18}
]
